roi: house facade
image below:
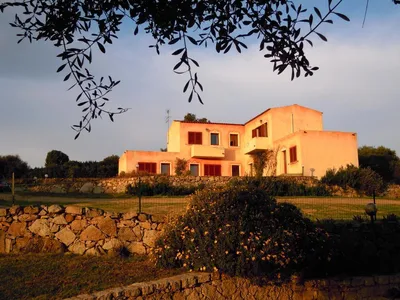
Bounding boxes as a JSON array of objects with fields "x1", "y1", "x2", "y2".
[{"x1": 119, "y1": 104, "x2": 359, "y2": 178}]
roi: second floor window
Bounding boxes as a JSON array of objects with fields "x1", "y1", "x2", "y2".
[
  {"x1": 289, "y1": 146, "x2": 297, "y2": 163},
  {"x1": 188, "y1": 132, "x2": 202, "y2": 144},
  {"x1": 230, "y1": 133, "x2": 239, "y2": 147},
  {"x1": 210, "y1": 133, "x2": 219, "y2": 145},
  {"x1": 252, "y1": 123, "x2": 268, "y2": 138}
]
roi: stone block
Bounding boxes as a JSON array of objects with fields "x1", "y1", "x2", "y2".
[
  {"x1": 97, "y1": 217, "x2": 117, "y2": 237},
  {"x1": 29, "y1": 219, "x2": 51, "y2": 237},
  {"x1": 65, "y1": 206, "x2": 83, "y2": 215},
  {"x1": 127, "y1": 242, "x2": 146, "y2": 255},
  {"x1": 48, "y1": 204, "x2": 64, "y2": 214},
  {"x1": 80, "y1": 225, "x2": 105, "y2": 241},
  {"x1": 56, "y1": 227, "x2": 76, "y2": 246},
  {"x1": 7, "y1": 222, "x2": 27, "y2": 237},
  {"x1": 52, "y1": 215, "x2": 68, "y2": 225},
  {"x1": 24, "y1": 206, "x2": 39, "y2": 214}
]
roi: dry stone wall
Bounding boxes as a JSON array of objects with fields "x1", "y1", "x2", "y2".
[
  {"x1": 65, "y1": 272, "x2": 400, "y2": 300},
  {"x1": 0, "y1": 205, "x2": 165, "y2": 255}
]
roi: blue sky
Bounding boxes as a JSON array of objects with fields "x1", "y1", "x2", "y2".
[{"x1": 0, "y1": 0, "x2": 399, "y2": 168}]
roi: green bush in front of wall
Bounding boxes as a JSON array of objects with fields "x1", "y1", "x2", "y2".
[{"x1": 156, "y1": 185, "x2": 330, "y2": 280}]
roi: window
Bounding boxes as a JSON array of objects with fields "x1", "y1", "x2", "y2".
[
  {"x1": 289, "y1": 146, "x2": 297, "y2": 163},
  {"x1": 190, "y1": 164, "x2": 199, "y2": 176},
  {"x1": 251, "y1": 123, "x2": 268, "y2": 138},
  {"x1": 231, "y1": 165, "x2": 240, "y2": 176},
  {"x1": 188, "y1": 132, "x2": 202, "y2": 145},
  {"x1": 160, "y1": 163, "x2": 171, "y2": 175},
  {"x1": 138, "y1": 162, "x2": 156, "y2": 174},
  {"x1": 230, "y1": 133, "x2": 239, "y2": 147},
  {"x1": 210, "y1": 133, "x2": 219, "y2": 145},
  {"x1": 204, "y1": 164, "x2": 221, "y2": 176}
]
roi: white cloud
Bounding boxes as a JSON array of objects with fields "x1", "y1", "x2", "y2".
[{"x1": 1, "y1": 7, "x2": 400, "y2": 167}]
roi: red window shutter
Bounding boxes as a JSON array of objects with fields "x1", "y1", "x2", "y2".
[
  {"x1": 252, "y1": 129, "x2": 256, "y2": 138},
  {"x1": 197, "y1": 132, "x2": 202, "y2": 144},
  {"x1": 151, "y1": 163, "x2": 156, "y2": 174},
  {"x1": 216, "y1": 165, "x2": 221, "y2": 176},
  {"x1": 138, "y1": 163, "x2": 145, "y2": 171},
  {"x1": 188, "y1": 132, "x2": 194, "y2": 144},
  {"x1": 204, "y1": 164, "x2": 209, "y2": 176}
]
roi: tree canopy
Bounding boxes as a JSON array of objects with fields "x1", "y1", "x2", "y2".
[
  {"x1": 45, "y1": 150, "x2": 70, "y2": 167},
  {"x1": 183, "y1": 113, "x2": 210, "y2": 123},
  {"x1": 0, "y1": 155, "x2": 30, "y2": 179},
  {"x1": 358, "y1": 146, "x2": 400, "y2": 183},
  {"x1": 1, "y1": 0, "x2": 398, "y2": 137}
]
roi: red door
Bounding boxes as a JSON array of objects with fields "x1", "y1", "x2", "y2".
[{"x1": 282, "y1": 151, "x2": 287, "y2": 174}]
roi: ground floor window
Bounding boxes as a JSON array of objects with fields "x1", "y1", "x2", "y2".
[
  {"x1": 231, "y1": 165, "x2": 240, "y2": 176},
  {"x1": 190, "y1": 164, "x2": 199, "y2": 176},
  {"x1": 160, "y1": 163, "x2": 171, "y2": 175},
  {"x1": 204, "y1": 164, "x2": 221, "y2": 176},
  {"x1": 138, "y1": 162, "x2": 156, "y2": 174},
  {"x1": 289, "y1": 146, "x2": 297, "y2": 163}
]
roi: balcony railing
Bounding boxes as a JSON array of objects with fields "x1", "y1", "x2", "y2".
[
  {"x1": 190, "y1": 145, "x2": 225, "y2": 159},
  {"x1": 244, "y1": 137, "x2": 270, "y2": 154}
]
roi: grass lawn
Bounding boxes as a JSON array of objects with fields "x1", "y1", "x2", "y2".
[
  {"x1": 1, "y1": 192, "x2": 400, "y2": 220},
  {"x1": 0, "y1": 254, "x2": 182, "y2": 300}
]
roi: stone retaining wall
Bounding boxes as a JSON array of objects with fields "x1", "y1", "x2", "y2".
[
  {"x1": 19, "y1": 176, "x2": 318, "y2": 194},
  {"x1": 0, "y1": 205, "x2": 165, "y2": 255},
  {"x1": 65, "y1": 272, "x2": 400, "y2": 300}
]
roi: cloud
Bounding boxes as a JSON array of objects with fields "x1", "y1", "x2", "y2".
[{"x1": 1, "y1": 5, "x2": 400, "y2": 167}]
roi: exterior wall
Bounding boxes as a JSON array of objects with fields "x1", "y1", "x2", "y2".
[
  {"x1": 275, "y1": 133, "x2": 304, "y2": 176},
  {"x1": 269, "y1": 104, "x2": 323, "y2": 142},
  {"x1": 299, "y1": 131, "x2": 359, "y2": 178},
  {"x1": 67, "y1": 272, "x2": 400, "y2": 300},
  {"x1": 119, "y1": 151, "x2": 180, "y2": 175},
  {"x1": 119, "y1": 104, "x2": 357, "y2": 178},
  {"x1": 167, "y1": 121, "x2": 181, "y2": 152}
]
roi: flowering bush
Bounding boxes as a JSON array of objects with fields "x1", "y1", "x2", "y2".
[{"x1": 156, "y1": 185, "x2": 330, "y2": 280}]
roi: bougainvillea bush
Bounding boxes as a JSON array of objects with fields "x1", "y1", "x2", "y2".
[{"x1": 155, "y1": 185, "x2": 330, "y2": 280}]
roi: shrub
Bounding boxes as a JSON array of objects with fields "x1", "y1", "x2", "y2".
[
  {"x1": 175, "y1": 158, "x2": 187, "y2": 176},
  {"x1": 315, "y1": 218, "x2": 400, "y2": 276},
  {"x1": 321, "y1": 165, "x2": 385, "y2": 196},
  {"x1": 228, "y1": 176, "x2": 331, "y2": 197},
  {"x1": 156, "y1": 185, "x2": 330, "y2": 280},
  {"x1": 125, "y1": 176, "x2": 203, "y2": 196}
]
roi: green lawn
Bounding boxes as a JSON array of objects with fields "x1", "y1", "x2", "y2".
[
  {"x1": 0, "y1": 254, "x2": 183, "y2": 300},
  {"x1": 1, "y1": 192, "x2": 399, "y2": 220}
]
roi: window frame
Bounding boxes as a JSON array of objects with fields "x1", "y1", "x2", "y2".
[
  {"x1": 289, "y1": 146, "x2": 297, "y2": 163},
  {"x1": 231, "y1": 164, "x2": 240, "y2": 176},
  {"x1": 210, "y1": 132, "x2": 220, "y2": 146},
  {"x1": 189, "y1": 163, "x2": 200, "y2": 176},
  {"x1": 160, "y1": 162, "x2": 171, "y2": 175},
  {"x1": 229, "y1": 133, "x2": 239, "y2": 147}
]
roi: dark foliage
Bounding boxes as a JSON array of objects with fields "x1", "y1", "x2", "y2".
[
  {"x1": 228, "y1": 176, "x2": 331, "y2": 197},
  {"x1": 126, "y1": 176, "x2": 204, "y2": 196},
  {"x1": 312, "y1": 217, "x2": 400, "y2": 277},
  {"x1": 358, "y1": 146, "x2": 400, "y2": 183},
  {"x1": 45, "y1": 150, "x2": 70, "y2": 168},
  {"x1": 0, "y1": 155, "x2": 30, "y2": 179},
  {"x1": 321, "y1": 164, "x2": 385, "y2": 196},
  {"x1": 156, "y1": 185, "x2": 330, "y2": 280}
]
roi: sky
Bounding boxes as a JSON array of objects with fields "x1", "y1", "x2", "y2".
[{"x1": 0, "y1": 0, "x2": 399, "y2": 168}]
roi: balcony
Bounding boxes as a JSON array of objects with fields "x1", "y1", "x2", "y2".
[
  {"x1": 191, "y1": 145, "x2": 225, "y2": 159},
  {"x1": 244, "y1": 137, "x2": 270, "y2": 154}
]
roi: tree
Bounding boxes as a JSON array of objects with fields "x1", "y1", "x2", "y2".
[
  {"x1": 358, "y1": 146, "x2": 399, "y2": 182},
  {"x1": 0, "y1": 0, "x2": 358, "y2": 138},
  {"x1": 98, "y1": 155, "x2": 119, "y2": 177},
  {"x1": 45, "y1": 150, "x2": 70, "y2": 168},
  {"x1": 183, "y1": 113, "x2": 210, "y2": 123},
  {"x1": 0, "y1": 155, "x2": 29, "y2": 179}
]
